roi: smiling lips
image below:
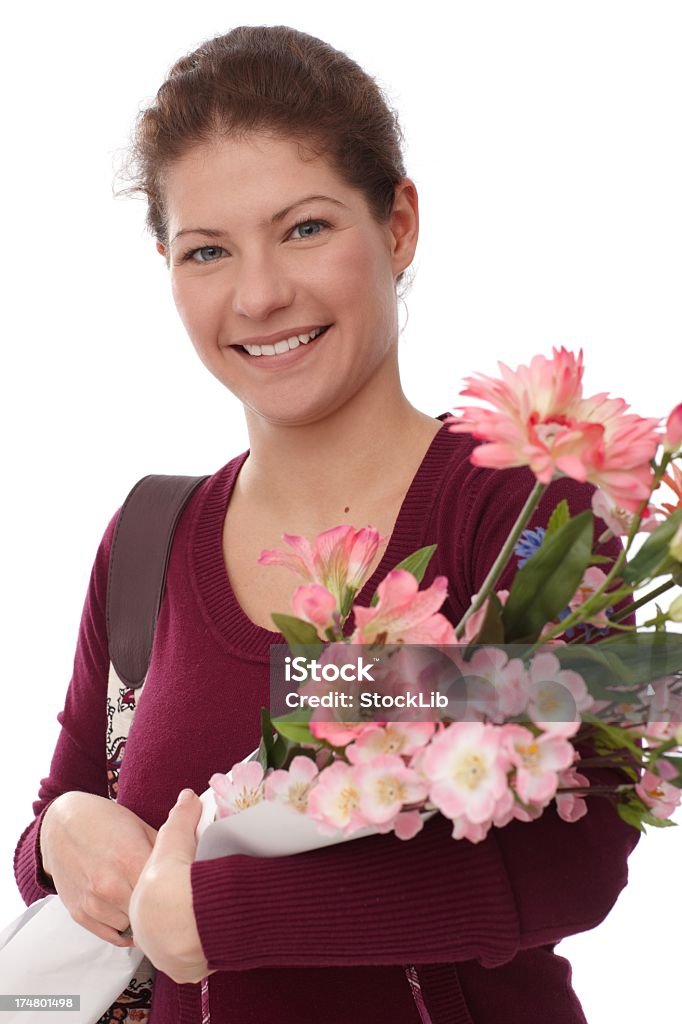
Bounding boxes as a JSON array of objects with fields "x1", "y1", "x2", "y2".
[{"x1": 237, "y1": 325, "x2": 330, "y2": 357}]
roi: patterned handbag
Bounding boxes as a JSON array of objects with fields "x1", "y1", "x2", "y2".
[{"x1": 95, "y1": 473, "x2": 209, "y2": 1024}]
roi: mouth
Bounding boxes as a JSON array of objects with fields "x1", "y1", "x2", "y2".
[{"x1": 232, "y1": 324, "x2": 332, "y2": 364}]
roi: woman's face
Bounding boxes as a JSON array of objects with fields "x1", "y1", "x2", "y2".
[{"x1": 157, "y1": 132, "x2": 418, "y2": 426}]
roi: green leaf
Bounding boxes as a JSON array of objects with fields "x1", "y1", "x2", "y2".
[
  {"x1": 616, "y1": 802, "x2": 647, "y2": 832},
  {"x1": 544, "y1": 499, "x2": 570, "y2": 539},
  {"x1": 617, "y1": 797, "x2": 677, "y2": 831},
  {"x1": 468, "y1": 591, "x2": 505, "y2": 644},
  {"x1": 622, "y1": 508, "x2": 682, "y2": 584},
  {"x1": 582, "y1": 632, "x2": 682, "y2": 686},
  {"x1": 270, "y1": 732, "x2": 298, "y2": 769},
  {"x1": 502, "y1": 510, "x2": 594, "y2": 642},
  {"x1": 259, "y1": 707, "x2": 276, "y2": 769},
  {"x1": 580, "y1": 713, "x2": 645, "y2": 757},
  {"x1": 270, "y1": 718, "x2": 316, "y2": 744},
  {"x1": 370, "y1": 545, "x2": 437, "y2": 607},
  {"x1": 268, "y1": 614, "x2": 321, "y2": 647}
]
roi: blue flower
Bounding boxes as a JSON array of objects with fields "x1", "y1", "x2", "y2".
[{"x1": 514, "y1": 526, "x2": 546, "y2": 568}]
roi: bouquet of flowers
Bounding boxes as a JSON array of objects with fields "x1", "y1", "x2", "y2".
[{"x1": 208, "y1": 348, "x2": 682, "y2": 844}]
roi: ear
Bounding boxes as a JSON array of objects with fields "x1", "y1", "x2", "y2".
[
  {"x1": 387, "y1": 178, "x2": 419, "y2": 279},
  {"x1": 156, "y1": 240, "x2": 169, "y2": 262}
]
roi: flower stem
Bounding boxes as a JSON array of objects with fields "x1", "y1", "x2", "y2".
[
  {"x1": 608, "y1": 578, "x2": 677, "y2": 624},
  {"x1": 455, "y1": 479, "x2": 547, "y2": 639}
]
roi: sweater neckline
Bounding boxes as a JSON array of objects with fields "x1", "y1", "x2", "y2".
[{"x1": 191, "y1": 414, "x2": 456, "y2": 659}]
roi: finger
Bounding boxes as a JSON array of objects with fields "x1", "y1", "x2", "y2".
[
  {"x1": 84, "y1": 893, "x2": 133, "y2": 933},
  {"x1": 71, "y1": 909, "x2": 137, "y2": 948},
  {"x1": 150, "y1": 789, "x2": 201, "y2": 865}
]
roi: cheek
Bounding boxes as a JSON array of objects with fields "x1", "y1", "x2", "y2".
[
  {"x1": 171, "y1": 277, "x2": 221, "y2": 348},
  {"x1": 318, "y1": 238, "x2": 391, "y2": 319}
]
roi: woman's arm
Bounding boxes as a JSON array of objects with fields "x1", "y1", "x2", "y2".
[
  {"x1": 13, "y1": 511, "x2": 118, "y2": 905},
  {"x1": 14, "y1": 506, "x2": 161, "y2": 948}
]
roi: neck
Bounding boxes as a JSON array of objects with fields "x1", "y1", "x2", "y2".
[{"x1": 237, "y1": 365, "x2": 442, "y2": 521}]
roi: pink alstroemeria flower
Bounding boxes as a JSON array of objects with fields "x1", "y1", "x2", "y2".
[
  {"x1": 445, "y1": 347, "x2": 660, "y2": 512},
  {"x1": 635, "y1": 769, "x2": 682, "y2": 820},
  {"x1": 291, "y1": 584, "x2": 337, "y2": 636},
  {"x1": 209, "y1": 761, "x2": 265, "y2": 818},
  {"x1": 351, "y1": 570, "x2": 456, "y2": 645},
  {"x1": 258, "y1": 525, "x2": 384, "y2": 611},
  {"x1": 663, "y1": 403, "x2": 682, "y2": 453},
  {"x1": 591, "y1": 489, "x2": 659, "y2": 539},
  {"x1": 658, "y1": 463, "x2": 682, "y2": 518},
  {"x1": 501, "y1": 724, "x2": 575, "y2": 805}
]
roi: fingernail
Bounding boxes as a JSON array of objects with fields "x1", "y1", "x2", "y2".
[{"x1": 177, "y1": 788, "x2": 195, "y2": 805}]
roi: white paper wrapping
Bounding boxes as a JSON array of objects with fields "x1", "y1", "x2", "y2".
[{"x1": 0, "y1": 896, "x2": 144, "y2": 1024}]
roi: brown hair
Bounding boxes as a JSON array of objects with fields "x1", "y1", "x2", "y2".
[{"x1": 114, "y1": 25, "x2": 413, "y2": 293}]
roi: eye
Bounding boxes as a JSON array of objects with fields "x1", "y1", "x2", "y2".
[
  {"x1": 179, "y1": 245, "x2": 226, "y2": 264},
  {"x1": 288, "y1": 218, "x2": 330, "y2": 240}
]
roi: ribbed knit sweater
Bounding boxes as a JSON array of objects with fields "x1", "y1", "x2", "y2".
[{"x1": 14, "y1": 417, "x2": 640, "y2": 1024}]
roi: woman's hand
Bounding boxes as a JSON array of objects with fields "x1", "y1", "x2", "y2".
[
  {"x1": 40, "y1": 791, "x2": 157, "y2": 948},
  {"x1": 129, "y1": 789, "x2": 215, "y2": 985}
]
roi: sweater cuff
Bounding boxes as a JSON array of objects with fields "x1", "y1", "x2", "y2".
[
  {"x1": 191, "y1": 813, "x2": 520, "y2": 971},
  {"x1": 13, "y1": 804, "x2": 58, "y2": 905}
]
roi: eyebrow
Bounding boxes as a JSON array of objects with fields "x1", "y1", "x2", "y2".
[{"x1": 170, "y1": 194, "x2": 349, "y2": 245}]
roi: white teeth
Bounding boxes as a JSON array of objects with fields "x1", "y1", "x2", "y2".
[{"x1": 242, "y1": 326, "x2": 326, "y2": 357}]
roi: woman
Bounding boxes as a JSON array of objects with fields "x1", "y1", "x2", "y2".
[{"x1": 14, "y1": 25, "x2": 639, "y2": 1024}]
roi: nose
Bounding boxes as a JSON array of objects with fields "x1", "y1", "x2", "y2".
[{"x1": 231, "y1": 249, "x2": 295, "y2": 321}]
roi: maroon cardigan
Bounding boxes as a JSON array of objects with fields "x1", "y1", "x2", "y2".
[{"x1": 13, "y1": 420, "x2": 640, "y2": 1023}]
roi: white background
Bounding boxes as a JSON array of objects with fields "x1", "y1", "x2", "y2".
[{"x1": 1, "y1": 2, "x2": 681, "y2": 1020}]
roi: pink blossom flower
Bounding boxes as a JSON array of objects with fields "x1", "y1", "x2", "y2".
[
  {"x1": 392, "y1": 811, "x2": 426, "y2": 840},
  {"x1": 306, "y1": 760, "x2": 368, "y2": 836},
  {"x1": 664, "y1": 403, "x2": 682, "y2": 454},
  {"x1": 353, "y1": 754, "x2": 428, "y2": 826},
  {"x1": 654, "y1": 758, "x2": 679, "y2": 782},
  {"x1": 449, "y1": 814, "x2": 493, "y2": 843},
  {"x1": 258, "y1": 525, "x2": 384, "y2": 611},
  {"x1": 445, "y1": 347, "x2": 660, "y2": 512},
  {"x1": 501, "y1": 724, "x2": 575, "y2": 804},
  {"x1": 346, "y1": 722, "x2": 436, "y2": 763},
  {"x1": 635, "y1": 769, "x2": 682, "y2": 819},
  {"x1": 209, "y1": 761, "x2": 265, "y2": 818},
  {"x1": 555, "y1": 765, "x2": 590, "y2": 822},
  {"x1": 351, "y1": 570, "x2": 456, "y2": 645},
  {"x1": 463, "y1": 646, "x2": 530, "y2": 721},
  {"x1": 264, "y1": 756, "x2": 319, "y2": 813},
  {"x1": 419, "y1": 722, "x2": 512, "y2": 824},
  {"x1": 527, "y1": 651, "x2": 592, "y2": 733},
  {"x1": 291, "y1": 584, "x2": 337, "y2": 636},
  {"x1": 591, "y1": 489, "x2": 659, "y2": 539}
]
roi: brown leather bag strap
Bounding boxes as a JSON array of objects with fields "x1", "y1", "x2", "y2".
[{"x1": 106, "y1": 473, "x2": 209, "y2": 689}]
